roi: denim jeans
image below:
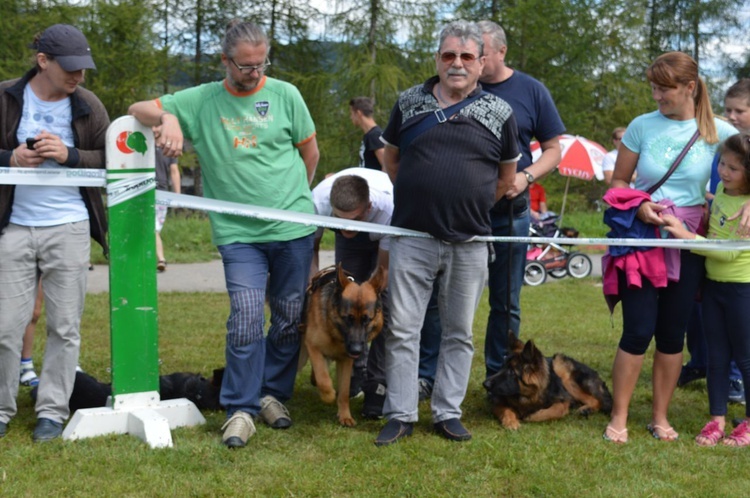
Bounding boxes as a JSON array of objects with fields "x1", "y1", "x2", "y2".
[
  {"x1": 217, "y1": 234, "x2": 313, "y2": 417},
  {"x1": 384, "y1": 237, "x2": 487, "y2": 423},
  {"x1": 485, "y1": 199, "x2": 530, "y2": 377},
  {"x1": 0, "y1": 222, "x2": 89, "y2": 424},
  {"x1": 418, "y1": 285, "x2": 441, "y2": 384}
]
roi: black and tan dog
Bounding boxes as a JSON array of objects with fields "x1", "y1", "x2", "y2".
[
  {"x1": 483, "y1": 332, "x2": 612, "y2": 430},
  {"x1": 31, "y1": 369, "x2": 224, "y2": 412},
  {"x1": 300, "y1": 264, "x2": 387, "y2": 426}
]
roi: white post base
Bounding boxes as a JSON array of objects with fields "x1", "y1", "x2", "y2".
[{"x1": 62, "y1": 391, "x2": 206, "y2": 448}]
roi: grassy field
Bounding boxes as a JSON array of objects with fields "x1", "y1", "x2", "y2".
[{"x1": 3, "y1": 278, "x2": 747, "y2": 497}]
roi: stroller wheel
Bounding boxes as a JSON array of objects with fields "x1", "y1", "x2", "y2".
[
  {"x1": 566, "y1": 253, "x2": 592, "y2": 279},
  {"x1": 549, "y1": 268, "x2": 567, "y2": 279},
  {"x1": 524, "y1": 261, "x2": 547, "y2": 286}
]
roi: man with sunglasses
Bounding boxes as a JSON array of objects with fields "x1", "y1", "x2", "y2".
[
  {"x1": 376, "y1": 20, "x2": 519, "y2": 446},
  {"x1": 129, "y1": 20, "x2": 319, "y2": 449},
  {"x1": 0, "y1": 24, "x2": 109, "y2": 442}
]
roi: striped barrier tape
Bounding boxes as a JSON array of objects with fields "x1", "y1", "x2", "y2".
[{"x1": 3, "y1": 166, "x2": 750, "y2": 251}]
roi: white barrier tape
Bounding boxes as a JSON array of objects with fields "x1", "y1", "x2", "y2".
[
  {"x1": 0, "y1": 166, "x2": 106, "y2": 187},
  {"x1": 158, "y1": 192, "x2": 750, "y2": 251},
  {"x1": 156, "y1": 191, "x2": 430, "y2": 238},
  {"x1": 107, "y1": 174, "x2": 156, "y2": 207},
  {"x1": 2, "y1": 168, "x2": 749, "y2": 251},
  {"x1": 470, "y1": 235, "x2": 750, "y2": 251}
]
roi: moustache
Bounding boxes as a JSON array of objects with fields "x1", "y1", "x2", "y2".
[{"x1": 446, "y1": 69, "x2": 468, "y2": 77}]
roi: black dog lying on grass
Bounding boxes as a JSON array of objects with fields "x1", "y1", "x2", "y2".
[{"x1": 30, "y1": 369, "x2": 225, "y2": 412}]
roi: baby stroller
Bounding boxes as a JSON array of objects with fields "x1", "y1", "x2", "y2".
[{"x1": 523, "y1": 213, "x2": 592, "y2": 286}]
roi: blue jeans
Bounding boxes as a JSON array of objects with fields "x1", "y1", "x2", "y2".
[
  {"x1": 384, "y1": 237, "x2": 486, "y2": 423},
  {"x1": 217, "y1": 234, "x2": 313, "y2": 417},
  {"x1": 485, "y1": 198, "x2": 530, "y2": 377},
  {"x1": 418, "y1": 285, "x2": 441, "y2": 384},
  {"x1": 702, "y1": 280, "x2": 750, "y2": 417}
]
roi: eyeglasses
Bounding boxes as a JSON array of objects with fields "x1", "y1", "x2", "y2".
[
  {"x1": 230, "y1": 58, "x2": 271, "y2": 74},
  {"x1": 439, "y1": 52, "x2": 479, "y2": 65}
]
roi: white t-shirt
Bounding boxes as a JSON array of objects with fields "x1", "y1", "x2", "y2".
[
  {"x1": 11, "y1": 84, "x2": 88, "y2": 227},
  {"x1": 601, "y1": 149, "x2": 617, "y2": 172},
  {"x1": 312, "y1": 167, "x2": 393, "y2": 250}
]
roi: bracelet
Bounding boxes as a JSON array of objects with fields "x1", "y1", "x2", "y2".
[{"x1": 12, "y1": 149, "x2": 20, "y2": 167}]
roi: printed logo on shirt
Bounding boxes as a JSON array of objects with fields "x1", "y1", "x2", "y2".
[
  {"x1": 255, "y1": 101, "x2": 270, "y2": 117},
  {"x1": 234, "y1": 135, "x2": 258, "y2": 149}
]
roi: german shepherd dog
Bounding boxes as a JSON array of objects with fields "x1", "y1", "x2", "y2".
[
  {"x1": 483, "y1": 332, "x2": 613, "y2": 430},
  {"x1": 300, "y1": 264, "x2": 387, "y2": 426}
]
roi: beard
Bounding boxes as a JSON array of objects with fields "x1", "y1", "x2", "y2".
[{"x1": 226, "y1": 69, "x2": 262, "y2": 92}]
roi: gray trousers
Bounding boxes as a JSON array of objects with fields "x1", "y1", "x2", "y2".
[
  {"x1": 383, "y1": 237, "x2": 487, "y2": 423},
  {"x1": 0, "y1": 221, "x2": 89, "y2": 424}
]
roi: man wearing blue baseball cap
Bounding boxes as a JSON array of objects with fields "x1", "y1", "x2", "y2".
[{"x1": 0, "y1": 24, "x2": 109, "y2": 442}]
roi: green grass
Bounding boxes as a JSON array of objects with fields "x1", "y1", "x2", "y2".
[
  {"x1": 4, "y1": 279, "x2": 748, "y2": 496},
  {"x1": 556, "y1": 210, "x2": 608, "y2": 240}
]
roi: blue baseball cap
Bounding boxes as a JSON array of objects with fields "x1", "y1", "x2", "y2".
[{"x1": 33, "y1": 24, "x2": 96, "y2": 71}]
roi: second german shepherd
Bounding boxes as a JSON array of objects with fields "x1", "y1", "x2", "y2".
[
  {"x1": 483, "y1": 332, "x2": 612, "y2": 430},
  {"x1": 300, "y1": 264, "x2": 387, "y2": 426}
]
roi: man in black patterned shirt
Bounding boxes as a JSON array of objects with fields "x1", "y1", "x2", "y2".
[{"x1": 375, "y1": 20, "x2": 519, "y2": 446}]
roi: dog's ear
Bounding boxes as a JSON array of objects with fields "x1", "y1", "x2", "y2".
[
  {"x1": 508, "y1": 331, "x2": 524, "y2": 353},
  {"x1": 521, "y1": 339, "x2": 541, "y2": 363},
  {"x1": 212, "y1": 367, "x2": 225, "y2": 387},
  {"x1": 368, "y1": 265, "x2": 388, "y2": 295},
  {"x1": 336, "y1": 262, "x2": 353, "y2": 289}
]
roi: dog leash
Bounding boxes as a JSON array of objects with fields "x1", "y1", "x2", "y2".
[{"x1": 503, "y1": 200, "x2": 513, "y2": 361}]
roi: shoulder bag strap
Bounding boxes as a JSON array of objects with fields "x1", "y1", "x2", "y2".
[
  {"x1": 399, "y1": 91, "x2": 486, "y2": 152},
  {"x1": 646, "y1": 129, "x2": 701, "y2": 195}
]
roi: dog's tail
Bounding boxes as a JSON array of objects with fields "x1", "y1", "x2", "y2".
[{"x1": 598, "y1": 383, "x2": 613, "y2": 415}]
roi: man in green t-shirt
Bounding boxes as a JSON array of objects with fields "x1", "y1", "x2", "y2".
[{"x1": 129, "y1": 20, "x2": 319, "y2": 449}]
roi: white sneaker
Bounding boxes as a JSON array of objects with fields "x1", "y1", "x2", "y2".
[
  {"x1": 259, "y1": 395, "x2": 292, "y2": 429},
  {"x1": 20, "y1": 368, "x2": 39, "y2": 387},
  {"x1": 221, "y1": 411, "x2": 256, "y2": 448}
]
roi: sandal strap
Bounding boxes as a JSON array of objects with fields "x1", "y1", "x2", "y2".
[
  {"x1": 648, "y1": 424, "x2": 679, "y2": 441},
  {"x1": 725, "y1": 420, "x2": 750, "y2": 447},
  {"x1": 696, "y1": 420, "x2": 725, "y2": 446},
  {"x1": 603, "y1": 425, "x2": 628, "y2": 443}
]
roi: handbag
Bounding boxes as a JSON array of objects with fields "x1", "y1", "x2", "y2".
[{"x1": 646, "y1": 129, "x2": 701, "y2": 195}]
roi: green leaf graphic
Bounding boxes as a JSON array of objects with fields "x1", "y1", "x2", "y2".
[{"x1": 126, "y1": 131, "x2": 148, "y2": 154}]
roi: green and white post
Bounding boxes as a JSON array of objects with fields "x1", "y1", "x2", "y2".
[{"x1": 62, "y1": 116, "x2": 204, "y2": 448}]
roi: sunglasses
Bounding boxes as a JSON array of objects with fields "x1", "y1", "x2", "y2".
[{"x1": 439, "y1": 52, "x2": 479, "y2": 65}]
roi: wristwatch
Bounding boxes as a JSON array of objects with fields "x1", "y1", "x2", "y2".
[{"x1": 522, "y1": 170, "x2": 535, "y2": 184}]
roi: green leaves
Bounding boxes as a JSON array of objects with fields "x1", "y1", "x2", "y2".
[{"x1": 127, "y1": 131, "x2": 148, "y2": 155}]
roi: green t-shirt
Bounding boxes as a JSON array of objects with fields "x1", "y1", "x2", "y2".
[
  {"x1": 693, "y1": 183, "x2": 750, "y2": 283},
  {"x1": 159, "y1": 76, "x2": 316, "y2": 245}
]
